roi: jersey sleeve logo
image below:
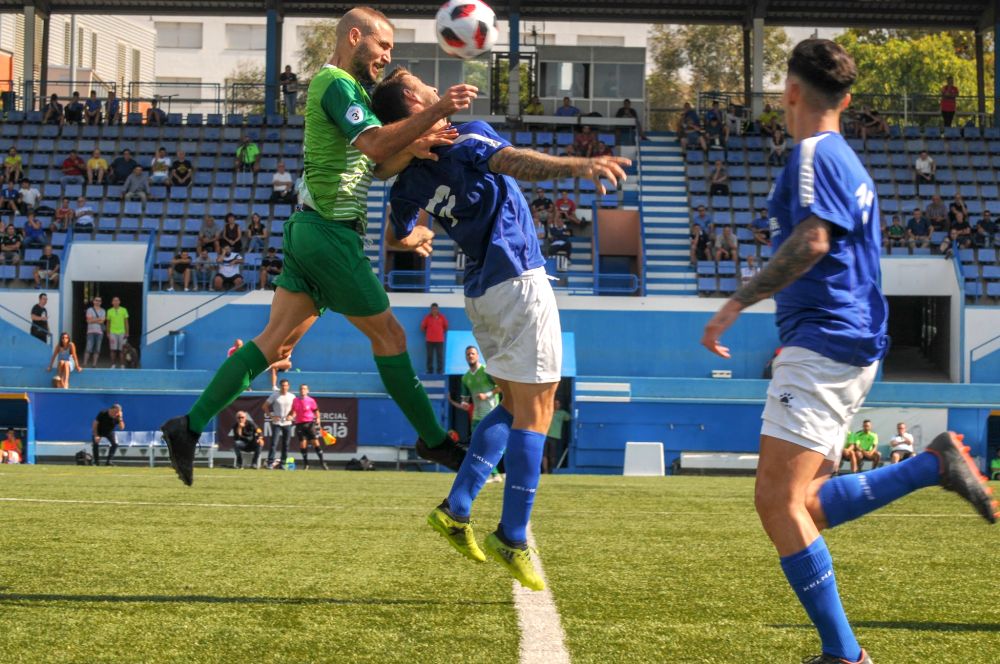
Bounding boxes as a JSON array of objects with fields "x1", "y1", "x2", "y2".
[{"x1": 345, "y1": 104, "x2": 365, "y2": 125}]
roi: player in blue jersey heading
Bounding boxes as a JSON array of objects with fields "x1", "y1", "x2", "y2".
[
  {"x1": 701, "y1": 39, "x2": 997, "y2": 664},
  {"x1": 371, "y1": 68, "x2": 629, "y2": 591}
]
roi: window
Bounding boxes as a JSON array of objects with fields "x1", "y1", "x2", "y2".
[
  {"x1": 91, "y1": 33, "x2": 97, "y2": 69},
  {"x1": 576, "y1": 35, "x2": 625, "y2": 47},
  {"x1": 77, "y1": 27, "x2": 84, "y2": 66},
  {"x1": 155, "y1": 22, "x2": 203, "y2": 49},
  {"x1": 540, "y1": 62, "x2": 588, "y2": 98},
  {"x1": 116, "y1": 43, "x2": 126, "y2": 83},
  {"x1": 394, "y1": 28, "x2": 416, "y2": 43},
  {"x1": 156, "y1": 76, "x2": 203, "y2": 101},
  {"x1": 593, "y1": 63, "x2": 643, "y2": 99},
  {"x1": 521, "y1": 32, "x2": 555, "y2": 46},
  {"x1": 225, "y1": 23, "x2": 266, "y2": 51},
  {"x1": 385, "y1": 59, "x2": 435, "y2": 87},
  {"x1": 131, "y1": 49, "x2": 141, "y2": 83},
  {"x1": 62, "y1": 23, "x2": 70, "y2": 65}
]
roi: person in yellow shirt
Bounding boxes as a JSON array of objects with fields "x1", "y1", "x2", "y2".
[
  {"x1": 1, "y1": 427, "x2": 22, "y2": 464},
  {"x1": 523, "y1": 95, "x2": 544, "y2": 115},
  {"x1": 4, "y1": 146, "x2": 23, "y2": 183},
  {"x1": 87, "y1": 149, "x2": 108, "y2": 185}
]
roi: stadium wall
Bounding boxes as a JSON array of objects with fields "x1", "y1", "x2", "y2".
[{"x1": 966, "y1": 307, "x2": 1000, "y2": 384}]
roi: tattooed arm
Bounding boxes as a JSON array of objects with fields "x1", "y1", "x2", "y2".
[
  {"x1": 701, "y1": 216, "x2": 831, "y2": 358},
  {"x1": 487, "y1": 147, "x2": 631, "y2": 195}
]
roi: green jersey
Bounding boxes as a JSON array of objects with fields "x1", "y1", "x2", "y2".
[
  {"x1": 301, "y1": 65, "x2": 381, "y2": 232},
  {"x1": 855, "y1": 431, "x2": 878, "y2": 452},
  {"x1": 461, "y1": 365, "x2": 498, "y2": 422},
  {"x1": 548, "y1": 410, "x2": 571, "y2": 439}
]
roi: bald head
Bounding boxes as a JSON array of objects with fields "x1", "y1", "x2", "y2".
[
  {"x1": 333, "y1": 6, "x2": 394, "y2": 86},
  {"x1": 336, "y1": 7, "x2": 392, "y2": 43}
]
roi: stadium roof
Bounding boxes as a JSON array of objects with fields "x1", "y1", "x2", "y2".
[{"x1": 3, "y1": 0, "x2": 998, "y2": 30}]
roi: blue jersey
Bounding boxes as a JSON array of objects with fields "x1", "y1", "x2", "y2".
[
  {"x1": 388, "y1": 121, "x2": 544, "y2": 298},
  {"x1": 768, "y1": 131, "x2": 888, "y2": 366}
]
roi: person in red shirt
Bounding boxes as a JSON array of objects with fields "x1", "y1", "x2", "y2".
[
  {"x1": 292, "y1": 383, "x2": 326, "y2": 469},
  {"x1": 61, "y1": 150, "x2": 86, "y2": 185},
  {"x1": 554, "y1": 190, "x2": 582, "y2": 227},
  {"x1": 420, "y1": 303, "x2": 448, "y2": 374},
  {"x1": 940, "y1": 76, "x2": 958, "y2": 127},
  {"x1": 1, "y1": 428, "x2": 22, "y2": 464}
]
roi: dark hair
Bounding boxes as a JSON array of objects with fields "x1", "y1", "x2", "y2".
[
  {"x1": 787, "y1": 39, "x2": 856, "y2": 107},
  {"x1": 371, "y1": 67, "x2": 412, "y2": 125},
  {"x1": 465, "y1": 345, "x2": 477, "y2": 353}
]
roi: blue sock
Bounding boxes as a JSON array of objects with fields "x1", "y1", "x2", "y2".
[
  {"x1": 780, "y1": 537, "x2": 861, "y2": 662},
  {"x1": 499, "y1": 429, "x2": 546, "y2": 544},
  {"x1": 446, "y1": 406, "x2": 513, "y2": 518},
  {"x1": 819, "y1": 452, "x2": 940, "y2": 528}
]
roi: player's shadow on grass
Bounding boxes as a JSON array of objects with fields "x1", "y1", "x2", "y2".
[
  {"x1": 0, "y1": 593, "x2": 512, "y2": 607},
  {"x1": 771, "y1": 621, "x2": 1000, "y2": 633}
]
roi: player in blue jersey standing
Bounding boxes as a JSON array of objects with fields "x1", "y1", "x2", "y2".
[
  {"x1": 371, "y1": 68, "x2": 629, "y2": 591},
  {"x1": 701, "y1": 40, "x2": 997, "y2": 664}
]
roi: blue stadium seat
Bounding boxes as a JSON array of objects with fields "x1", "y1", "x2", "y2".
[
  {"x1": 982, "y1": 265, "x2": 1000, "y2": 279},
  {"x1": 964, "y1": 280, "x2": 983, "y2": 298},
  {"x1": 717, "y1": 260, "x2": 736, "y2": 276},
  {"x1": 206, "y1": 114, "x2": 223, "y2": 127},
  {"x1": 977, "y1": 249, "x2": 998, "y2": 264},
  {"x1": 718, "y1": 277, "x2": 738, "y2": 294},
  {"x1": 186, "y1": 113, "x2": 203, "y2": 125},
  {"x1": 988, "y1": 281, "x2": 1000, "y2": 298},
  {"x1": 126, "y1": 113, "x2": 143, "y2": 126}
]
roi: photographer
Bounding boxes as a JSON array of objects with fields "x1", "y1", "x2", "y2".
[
  {"x1": 92, "y1": 404, "x2": 124, "y2": 466},
  {"x1": 229, "y1": 410, "x2": 264, "y2": 469}
]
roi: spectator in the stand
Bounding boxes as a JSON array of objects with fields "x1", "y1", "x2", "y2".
[
  {"x1": 1, "y1": 428, "x2": 22, "y2": 464},
  {"x1": 705, "y1": 116, "x2": 727, "y2": 150},
  {"x1": 854, "y1": 419, "x2": 881, "y2": 470},
  {"x1": 690, "y1": 223, "x2": 709, "y2": 265},
  {"x1": 884, "y1": 215, "x2": 907, "y2": 253},
  {"x1": 555, "y1": 96, "x2": 580, "y2": 117},
  {"x1": 0, "y1": 180, "x2": 18, "y2": 214},
  {"x1": 749, "y1": 207, "x2": 771, "y2": 245},
  {"x1": 244, "y1": 212, "x2": 268, "y2": 254},
  {"x1": 925, "y1": 194, "x2": 948, "y2": 230},
  {"x1": 973, "y1": 216, "x2": 992, "y2": 248},
  {"x1": 950, "y1": 210, "x2": 972, "y2": 248},
  {"x1": 741, "y1": 255, "x2": 761, "y2": 285},
  {"x1": 554, "y1": 189, "x2": 583, "y2": 227},
  {"x1": 17, "y1": 179, "x2": 41, "y2": 214},
  {"x1": 23, "y1": 213, "x2": 47, "y2": 249},
  {"x1": 523, "y1": 95, "x2": 544, "y2": 115},
  {"x1": 42, "y1": 94, "x2": 64, "y2": 125},
  {"x1": 713, "y1": 225, "x2": 738, "y2": 262},
  {"x1": 4, "y1": 147, "x2": 22, "y2": 183},
  {"x1": 219, "y1": 213, "x2": 243, "y2": 251},
  {"x1": 52, "y1": 197, "x2": 73, "y2": 232},
  {"x1": 168, "y1": 250, "x2": 193, "y2": 292},
  {"x1": 269, "y1": 160, "x2": 295, "y2": 203},
  {"x1": 709, "y1": 159, "x2": 729, "y2": 196},
  {"x1": 235, "y1": 135, "x2": 261, "y2": 173},
  {"x1": 169, "y1": 150, "x2": 193, "y2": 190},
  {"x1": 194, "y1": 247, "x2": 214, "y2": 291},
  {"x1": 614, "y1": 98, "x2": 645, "y2": 141},
  {"x1": 680, "y1": 111, "x2": 707, "y2": 152},
  {"x1": 0, "y1": 223, "x2": 21, "y2": 268},
  {"x1": 758, "y1": 103, "x2": 780, "y2": 139},
  {"x1": 906, "y1": 207, "x2": 931, "y2": 250},
  {"x1": 530, "y1": 187, "x2": 554, "y2": 230},
  {"x1": 214, "y1": 245, "x2": 245, "y2": 291},
  {"x1": 571, "y1": 125, "x2": 596, "y2": 157},
  {"x1": 939, "y1": 228, "x2": 960, "y2": 259},
  {"x1": 913, "y1": 149, "x2": 935, "y2": 193},
  {"x1": 29, "y1": 293, "x2": 49, "y2": 342},
  {"x1": 146, "y1": 98, "x2": 166, "y2": 126},
  {"x1": 106, "y1": 296, "x2": 130, "y2": 368},
  {"x1": 726, "y1": 103, "x2": 743, "y2": 137},
  {"x1": 280, "y1": 65, "x2": 300, "y2": 115},
  {"x1": 60, "y1": 150, "x2": 86, "y2": 185},
  {"x1": 705, "y1": 100, "x2": 724, "y2": 125},
  {"x1": 83, "y1": 295, "x2": 105, "y2": 367},
  {"x1": 86, "y1": 149, "x2": 108, "y2": 185},
  {"x1": 150, "y1": 147, "x2": 171, "y2": 185},
  {"x1": 109, "y1": 149, "x2": 139, "y2": 185},
  {"x1": 197, "y1": 215, "x2": 220, "y2": 254},
  {"x1": 681, "y1": 102, "x2": 700, "y2": 128},
  {"x1": 91, "y1": 404, "x2": 124, "y2": 466},
  {"x1": 991, "y1": 448, "x2": 1000, "y2": 481},
  {"x1": 594, "y1": 141, "x2": 613, "y2": 157},
  {"x1": 975, "y1": 210, "x2": 997, "y2": 247},
  {"x1": 105, "y1": 90, "x2": 122, "y2": 125},
  {"x1": 259, "y1": 246, "x2": 283, "y2": 290},
  {"x1": 940, "y1": 76, "x2": 958, "y2": 127},
  {"x1": 543, "y1": 397, "x2": 572, "y2": 474},
  {"x1": 122, "y1": 166, "x2": 150, "y2": 204},
  {"x1": 265, "y1": 379, "x2": 295, "y2": 469},
  {"x1": 547, "y1": 214, "x2": 573, "y2": 262},
  {"x1": 767, "y1": 128, "x2": 787, "y2": 166},
  {"x1": 230, "y1": 411, "x2": 264, "y2": 469},
  {"x1": 949, "y1": 193, "x2": 969, "y2": 225},
  {"x1": 84, "y1": 90, "x2": 102, "y2": 125},
  {"x1": 888, "y1": 422, "x2": 915, "y2": 463},
  {"x1": 857, "y1": 105, "x2": 887, "y2": 140},
  {"x1": 73, "y1": 196, "x2": 96, "y2": 231},
  {"x1": 64, "y1": 91, "x2": 84, "y2": 124},
  {"x1": 48, "y1": 331, "x2": 82, "y2": 389},
  {"x1": 420, "y1": 303, "x2": 448, "y2": 374},
  {"x1": 692, "y1": 204, "x2": 713, "y2": 233}
]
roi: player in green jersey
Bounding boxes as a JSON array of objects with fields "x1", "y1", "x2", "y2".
[{"x1": 161, "y1": 6, "x2": 478, "y2": 485}]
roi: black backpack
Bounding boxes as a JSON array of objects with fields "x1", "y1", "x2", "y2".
[
  {"x1": 345, "y1": 455, "x2": 375, "y2": 471},
  {"x1": 75, "y1": 450, "x2": 93, "y2": 466}
]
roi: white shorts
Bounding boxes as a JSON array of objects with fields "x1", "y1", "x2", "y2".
[
  {"x1": 464, "y1": 267, "x2": 562, "y2": 384},
  {"x1": 760, "y1": 346, "x2": 878, "y2": 462}
]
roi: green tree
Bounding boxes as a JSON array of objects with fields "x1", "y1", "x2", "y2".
[
  {"x1": 296, "y1": 19, "x2": 338, "y2": 78},
  {"x1": 226, "y1": 60, "x2": 266, "y2": 115}
]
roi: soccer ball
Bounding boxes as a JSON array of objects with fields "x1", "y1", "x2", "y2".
[{"x1": 435, "y1": 0, "x2": 499, "y2": 60}]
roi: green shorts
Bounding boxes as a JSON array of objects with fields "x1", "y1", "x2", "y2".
[{"x1": 274, "y1": 210, "x2": 389, "y2": 317}]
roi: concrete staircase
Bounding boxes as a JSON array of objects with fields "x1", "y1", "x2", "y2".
[{"x1": 639, "y1": 133, "x2": 695, "y2": 295}]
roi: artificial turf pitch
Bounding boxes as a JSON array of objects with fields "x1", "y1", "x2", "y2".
[{"x1": 0, "y1": 465, "x2": 996, "y2": 663}]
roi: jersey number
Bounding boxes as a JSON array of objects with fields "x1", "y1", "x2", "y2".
[
  {"x1": 425, "y1": 185, "x2": 458, "y2": 225},
  {"x1": 855, "y1": 182, "x2": 875, "y2": 225}
]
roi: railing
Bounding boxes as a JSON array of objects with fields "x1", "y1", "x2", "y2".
[
  {"x1": 126, "y1": 81, "x2": 224, "y2": 117},
  {"x1": 141, "y1": 287, "x2": 242, "y2": 346},
  {"x1": 0, "y1": 300, "x2": 50, "y2": 342},
  {"x1": 22, "y1": 79, "x2": 117, "y2": 112}
]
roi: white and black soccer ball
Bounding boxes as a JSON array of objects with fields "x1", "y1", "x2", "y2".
[{"x1": 435, "y1": 0, "x2": 499, "y2": 60}]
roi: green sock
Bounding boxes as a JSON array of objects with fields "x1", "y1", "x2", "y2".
[
  {"x1": 187, "y1": 341, "x2": 270, "y2": 434},
  {"x1": 374, "y1": 351, "x2": 449, "y2": 447}
]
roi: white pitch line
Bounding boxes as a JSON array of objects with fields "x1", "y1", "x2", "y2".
[{"x1": 513, "y1": 525, "x2": 571, "y2": 664}]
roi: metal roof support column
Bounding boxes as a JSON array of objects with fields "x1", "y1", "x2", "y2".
[
  {"x1": 976, "y1": 30, "x2": 986, "y2": 126},
  {"x1": 38, "y1": 10, "x2": 49, "y2": 104},
  {"x1": 22, "y1": 3, "x2": 35, "y2": 111},
  {"x1": 264, "y1": 0, "x2": 282, "y2": 116},
  {"x1": 508, "y1": 0, "x2": 521, "y2": 118},
  {"x1": 742, "y1": 26, "x2": 752, "y2": 109},
  {"x1": 751, "y1": 17, "x2": 764, "y2": 117}
]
